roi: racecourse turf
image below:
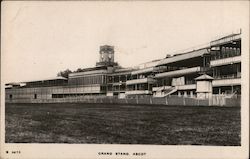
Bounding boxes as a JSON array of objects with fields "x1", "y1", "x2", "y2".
[{"x1": 5, "y1": 103, "x2": 240, "y2": 145}]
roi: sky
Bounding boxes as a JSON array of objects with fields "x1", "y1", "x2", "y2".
[{"x1": 1, "y1": 1, "x2": 249, "y2": 83}]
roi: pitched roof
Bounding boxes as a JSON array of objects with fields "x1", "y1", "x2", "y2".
[
  {"x1": 22, "y1": 76, "x2": 67, "y2": 83},
  {"x1": 195, "y1": 74, "x2": 214, "y2": 81},
  {"x1": 157, "y1": 48, "x2": 209, "y2": 66}
]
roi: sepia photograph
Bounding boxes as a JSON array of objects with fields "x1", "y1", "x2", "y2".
[{"x1": 1, "y1": 1, "x2": 249, "y2": 159}]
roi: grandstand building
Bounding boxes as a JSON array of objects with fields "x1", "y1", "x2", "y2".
[{"x1": 5, "y1": 32, "x2": 241, "y2": 105}]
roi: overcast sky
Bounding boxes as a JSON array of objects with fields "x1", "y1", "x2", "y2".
[{"x1": 2, "y1": 1, "x2": 249, "y2": 83}]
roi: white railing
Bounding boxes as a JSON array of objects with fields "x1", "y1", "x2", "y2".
[
  {"x1": 155, "y1": 66, "x2": 201, "y2": 78},
  {"x1": 125, "y1": 90, "x2": 151, "y2": 95},
  {"x1": 126, "y1": 77, "x2": 155, "y2": 85},
  {"x1": 6, "y1": 85, "x2": 103, "y2": 95},
  {"x1": 175, "y1": 84, "x2": 196, "y2": 90},
  {"x1": 210, "y1": 56, "x2": 241, "y2": 67},
  {"x1": 69, "y1": 69, "x2": 107, "y2": 77},
  {"x1": 212, "y1": 78, "x2": 241, "y2": 87},
  {"x1": 131, "y1": 67, "x2": 154, "y2": 75}
]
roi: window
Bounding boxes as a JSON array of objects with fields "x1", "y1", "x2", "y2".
[
  {"x1": 233, "y1": 48, "x2": 237, "y2": 56},
  {"x1": 225, "y1": 47, "x2": 229, "y2": 58},
  {"x1": 237, "y1": 48, "x2": 241, "y2": 55},
  {"x1": 108, "y1": 54, "x2": 112, "y2": 61},
  {"x1": 34, "y1": 94, "x2": 37, "y2": 99},
  {"x1": 101, "y1": 54, "x2": 104, "y2": 61},
  {"x1": 52, "y1": 94, "x2": 64, "y2": 98},
  {"x1": 9, "y1": 94, "x2": 12, "y2": 99},
  {"x1": 221, "y1": 47, "x2": 225, "y2": 58},
  {"x1": 229, "y1": 47, "x2": 233, "y2": 57}
]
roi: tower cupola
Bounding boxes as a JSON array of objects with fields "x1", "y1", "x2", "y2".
[{"x1": 96, "y1": 45, "x2": 117, "y2": 67}]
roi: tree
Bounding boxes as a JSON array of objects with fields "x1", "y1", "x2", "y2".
[
  {"x1": 57, "y1": 69, "x2": 72, "y2": 78},
  {"x1": 75, "y1": 68, "x2": 83, "y2": 72}
]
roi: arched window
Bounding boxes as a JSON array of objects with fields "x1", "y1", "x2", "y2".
[
  {"x1": 237, "y1": 48, "x2": 241, "y2": 55},
  {"x1": 229, "y1": 47, "x2": 233, "y2": 57},
  {"x1": 233, "y1": 48, "x2": 237, "y2": 56}
]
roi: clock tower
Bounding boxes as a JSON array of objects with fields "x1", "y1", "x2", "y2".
[{"x1": 96, "y1": 45, "x2": 116, "y2": 67}]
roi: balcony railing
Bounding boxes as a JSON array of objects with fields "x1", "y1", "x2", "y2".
[
  {"x1": 210, "y1": 56, "x2": 241, "y2": 67},
  {"x1": 125, "y1": 90, "x2": 152, "y2": 95},
  {"x1": 214, "y1": 73, "x2": 241, "y2": 80},
  {"x1": 131, "y1": 67, "x2": 154, "y2": 75},
  {"x1": 126, "y1": 77, "x2": 155, "y2": 85},
  {"x1": 212, "y1": 78, "x2": 241, "y2": 87},
  {"x1": 155, "y1": 66, "x2": 201, "y2": 78},
  {"x1": 175, "y1": 84, "x2": 196, "y2": 90}
]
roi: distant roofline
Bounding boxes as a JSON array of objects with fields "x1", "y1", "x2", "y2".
[
  {"x1": 26, "y1": 76, "x2": 67, "y2": 82},
  {"x1": 75, "y1": 65, "x2": 107, "y2": 72},
  {"x1": 69, "y1": 65, "x2": 108, "y2": 76},
  {"x1": 157, "y1": 48, "x2": 209, "y2": 66},
  {"x1": 172, "y1": 46, "x2": 210, "y2": 57},
  {"x1": 114, "y1": 67, "x2": 135, "y2": 72},
  {"x1": 5, "y1": 82, "x2": 22, "y2": 86},
  {"x1": 6, "y1": 76, "x2": 67, "y2": 85},
  {"x1": 210, "y1": 33, "x2": 241, "y2": 43},
  {"x1": 136, "y1": 59, "x2": 162, "y2": 66}
]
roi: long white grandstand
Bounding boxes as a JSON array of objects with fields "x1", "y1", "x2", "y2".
[{"x1": 5, "y1": 31, "x2": 241, "y2": 105}]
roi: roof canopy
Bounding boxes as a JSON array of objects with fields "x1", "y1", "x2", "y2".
[
  {"x1": 157, "y1": 48, "x2": 209, "y2": 66},
  {"x1": 195, "y1": 74, "x2": 214, "y2": 81}
]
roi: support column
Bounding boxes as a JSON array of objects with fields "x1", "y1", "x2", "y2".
[
  {"x1": 190, "y1": 91, "x2": 193, "y2": 98},
  {"x1": 184, "y1": 91, "x2": 187, "y2": 97},
  {"x1": 178, "y1": 91, "x2": 181, "y2": 97}
]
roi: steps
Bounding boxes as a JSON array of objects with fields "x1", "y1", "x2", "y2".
[{"x1": 153, "y1": 86, "x2": 177, "y2": 97}]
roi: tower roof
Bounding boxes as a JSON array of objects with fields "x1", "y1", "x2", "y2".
[{"x1": 195, "y1": 74, "x2": 214, "y2": 81}]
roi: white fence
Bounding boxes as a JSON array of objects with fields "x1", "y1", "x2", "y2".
[{"x1": 6, "y1": 95, "x2": 240, "y2": 107}]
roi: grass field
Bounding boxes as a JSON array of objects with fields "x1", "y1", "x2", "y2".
[{"x1": 5, "y1": 103, "x2": 240, "y2": 145}]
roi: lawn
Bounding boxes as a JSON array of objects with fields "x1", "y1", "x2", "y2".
[{"x1": 5, "y1": 103, "x2": 240, "y2": 145}]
